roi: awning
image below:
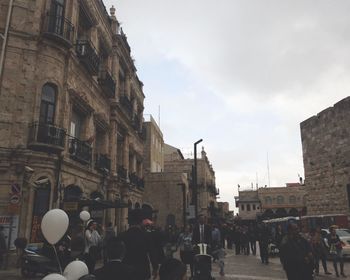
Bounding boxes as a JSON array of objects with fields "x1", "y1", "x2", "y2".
[{"x1": 78, "y1": 199, "x2": 128, "y2": 210}]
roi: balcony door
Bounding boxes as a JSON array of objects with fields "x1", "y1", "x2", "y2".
[
  {"x1": 49, "y1": 0, "x2": 65, "y2": 35},
  {"x1": 39, "y1": 84, "x2": 57, "y2": 125}
]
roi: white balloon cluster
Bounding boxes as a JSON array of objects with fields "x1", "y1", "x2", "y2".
[{"x1": 40, "y1": 210, "x2": 91, "y2": 280}]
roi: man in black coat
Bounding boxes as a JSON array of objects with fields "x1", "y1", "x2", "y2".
[
  {"x1": 94, "y1": 237, "x2": 136, "y2": 280},
  {"x1": 120, "y1": 209, "x2": 158, "y2": 280},
  {"x1": 192, "y1": 215, "x2": 212, "y2": 246}
]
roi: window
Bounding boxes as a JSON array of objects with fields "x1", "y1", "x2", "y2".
[
  {"x1": 70, "y1": 109, "x2": 84, "y2": 138},
  {"x1": 253, "y1": 204, "x2": 256, "y2": 210},
  {"x1": 241, "y1": 204, "x2": 245, "y2": 211},
  {"x1": 265, "y1": 196, "x2": 272, "y2": 205},
  {"x1": 49, "y1": 0, "x2": 65, "y2": 35},
  {"x1": 39, "y1": 84, "x2": 57, "y2": 124},
  {"x1": 247, "y1": 204, "x2": 251, "y2": 211},
  {"x1": 277, "y1": 196, "x2": 284, "y2": 204},
  {"x1": 289, "y1": 195, "x2": 296, "y2": 204}
]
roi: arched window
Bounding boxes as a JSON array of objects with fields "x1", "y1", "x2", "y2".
[
  {"x1": 265, "y1": 196, "x2": 272, "y2": 205},
  {"x1": 39, "y1": 84, "x2": 57, "y2": 124},
  {"x1": 247, "y1": 204, "x2": 251, "y2": 211},
  {"x1": 289, "y1": 195, "x2": 296, "y2": 204},
  {"x1": 277, "y1": 196, "x2": 284, "y2": 204}
]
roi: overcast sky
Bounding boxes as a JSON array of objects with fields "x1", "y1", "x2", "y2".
[{"x1": 104, "y1": 0, "x2": 350, "y2": 210}]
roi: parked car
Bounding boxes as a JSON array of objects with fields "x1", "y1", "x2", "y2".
[{"x1": 321, "y1": 229, "x2": 350, "y2": 259}]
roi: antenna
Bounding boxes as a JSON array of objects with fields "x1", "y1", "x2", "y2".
[{"x1": 267, "y1": 152, "x2": 271, "y2": 188}]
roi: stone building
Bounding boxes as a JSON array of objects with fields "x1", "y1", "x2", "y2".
[
  {"x1": 142, "y1": 122, "x2": 190, "y2": 228},
  {"x1": 258, "y1": 184, "x2": 307, "y2": 219},
  {"x1": 0, "y1": 0, "x2": 145, "y2": 242},
  {"x1": 234, "y1": 190, "x2": 261, "y2": 221},
  {"x1": 301, "y1": 97, "x2": 350, "y2": 216},
  {"x1": 164, "y1": 145, "x2": 219, "y2": 219}
]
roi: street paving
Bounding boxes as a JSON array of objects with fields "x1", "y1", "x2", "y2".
[{"x1": 1, "y1": 247, "x2": 349, "y2": 279}]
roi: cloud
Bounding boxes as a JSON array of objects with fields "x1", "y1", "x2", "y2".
[{"x1": 104, "y1": 0, "x2": 350, "y2": 209}]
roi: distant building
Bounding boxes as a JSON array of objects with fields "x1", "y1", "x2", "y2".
[
  {"x1": 235, "y1": 184, "x2": 307, "y2": 221},
  {"x1": 234, "y1": 190, "x2": 261, "y2": 221},
  {"x1": 301, "y1": 97, "x2": 350, "y2": 216},
  {"x1": 258, "y1": 184, "x2": 307, "y2": 219}
]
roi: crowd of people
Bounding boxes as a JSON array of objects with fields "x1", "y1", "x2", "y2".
[{"x1": 6, "y1": 210, "x2": 350, "y2": 280}]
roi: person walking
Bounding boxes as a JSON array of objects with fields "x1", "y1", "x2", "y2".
[
  {"x1": 177, "y1": 225, "x2": 194, "y2": 278},
  {"x1": 120, "y1": 209, "x2": 158, "y2": 280},
  {"x1": 84, "y1": 220, "x2": 102, "y2": 273},
  {"x1": 280, "y1": 223, "x2": 314, "y2": 280},
  {"x1": 192, "y1": 215, "x2": 212, "y2": 246},
  {"x1": 94, "y1": 237, "x2": 136, "y2": 280},
  {"x1": 328, "y1": 225, "x2": 346, "y2": 278},
  {"x1": 248, "y1": 225, "x2": 257, "y2": 256},
  {"x1": 103, "y1": 222, "x2": 115, "y2": 264},
  {"x1": 211, "y1": 224, "x2": 225, "y2": 276},
  {"x1": 257, "y1": 223, "x2": 270, "y2": 265},
  {"x1": 310, "y1": 227, "x2": 331, "y2": 276}
]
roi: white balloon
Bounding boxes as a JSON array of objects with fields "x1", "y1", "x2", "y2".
[
  {"x1": 42, "y1": 273, "x2": 67, "y2": 280},
  {"x1": 79, "y1": 210, "x2": 90, "y2": 222},
  {"x1": 41, "y1": 209, "x2": 69, "y2": 245},
  {"x1": 63, "y1": 260, "x2": 89, "y2": 280}
]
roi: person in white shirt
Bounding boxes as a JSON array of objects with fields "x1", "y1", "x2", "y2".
[{"x1": 84, "y1": 220, "x2": 102, "y2": 273}]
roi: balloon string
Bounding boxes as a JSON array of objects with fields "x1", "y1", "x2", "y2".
[{"x1": 53, "y1": 245, "x2": 63, "y2": 275}]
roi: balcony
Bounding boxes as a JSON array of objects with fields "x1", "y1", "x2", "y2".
[
  {"x1": 117, "y1": 165, "x2": 128, "y2": 180},
  {"x1": 28, "y1": 122, "x2": 66, "y2": 153},
  {"x1": 76, "y1": 40, "x2": 100, "y2": 75},
  {"x1": 68, "y1": 137, "x2": 92, "y2": 165},
  {"x1": 129, "y1": 173, "x2": 144, "y2": 189},
  {"x1": 95, "y1": 154, "x2": 111, "y2": 173},
  {"x1": 98, "y1": 70, "x2": 116, "y2": 98},
  {"x1": 132, "y1": 115, "x2": 141, "y2": 132},
  {"x1": 119, "y1": 95, "x2": 133, "y2": 118},
  {"x1": 42, "y1": 13, "x2": 74, "y2": 47}
]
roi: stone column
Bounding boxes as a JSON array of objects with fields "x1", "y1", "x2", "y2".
[
  {"x1": 109, "y1": 121, "x2": 117, "y2": 174},
  {"x1": 123, "y1": 136, "x2": 129, "y2": 178},
  {"x1": 120, "y1": 190, "x2": 129, "y2": 232}
]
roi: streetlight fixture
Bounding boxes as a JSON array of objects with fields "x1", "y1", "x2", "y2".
[{"x1": 193, "y1": 139, "x2": 203, "y2": 218}]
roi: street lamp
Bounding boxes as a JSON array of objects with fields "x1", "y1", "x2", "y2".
[{"x1": 193, "y1": 139, "x2": 203, "y2": 218}]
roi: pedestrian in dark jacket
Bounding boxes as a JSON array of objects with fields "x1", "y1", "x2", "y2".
[
  {"x1": 94, "y1": 237, "x2": 136, "y2": 280},
  {"x1": 280, "y1": 223, "x2": 314, "y2": 280},
  {"x1": 103, "y1": 222, "x2": 115, "y2": 264},
  {"x1": 0, "y1": 226, "x2": 7, "y2": 270},
  {"x1": 192, "y1": 215, "x2": 212, "y2": 246},
  {"x1": 120, "y1": 209, "x2": 158, "y2": 280},
  {"x1": 257, "y1": 223, "x2": 270, "y2": 264}
]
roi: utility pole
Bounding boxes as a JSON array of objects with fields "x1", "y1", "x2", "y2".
[{"x1": 193, "y1": 139, "x2": 203, "y2": 218}]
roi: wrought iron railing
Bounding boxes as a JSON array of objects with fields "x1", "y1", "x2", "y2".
[
  {"x1": 98, "y1": 70, "x2": 116, "y2": 98},
  {"x1": 117, "y1": 165, "x2": 128, "y2": 180},
  {"x1": 95, "y1": 153, "x2": 111, "y2": 172},
  {"x1": 68, "y1": 136, "x2": 92, "y2": 165},
  {"x1": 28, "y1": 122, "x2": 66, "y2": 149},
  {"x1": 129, "y1": 173, "x2": 144, "y2": 189},
  {"x1": 43, "y1": 13, "x2": 74, "y2": 44},
  {"x1": 76, "y1": 40, "x2": 100, "y2": 75},
  {"x1": 119, "y1": 95, "x2": 133, "y2": 117}
]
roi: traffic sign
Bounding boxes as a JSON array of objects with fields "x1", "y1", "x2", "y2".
[{"x1": 11, "y1": 183, "x2": 20, "y2": 194}]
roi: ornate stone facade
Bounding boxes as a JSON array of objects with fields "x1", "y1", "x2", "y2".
[
  {"x1": 301, "y1": 97, "x2": 350, "y2": 216},
  {"x1": 0, "y1": 0, "x2": 145, "y2": 241}
]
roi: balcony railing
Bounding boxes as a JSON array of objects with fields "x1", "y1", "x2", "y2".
[
  {"x1": 76, "y1": 40, "x2": 100, "y2": 75},
  {"x1": 42, "y1": 13, "x2": 74, "y2": 46},
  {"x1": 117, "y1": 165, "x2": 128, "y2": 180},
  {"x1": 68, "y1": 136, "x2": 92, "y2": 165},
  {"x1": 98, "y1": 70, "x2": 116, "y2": 98},
  {"x1": 28, "y1": 122, "x2": 66, "y2": 152},
  {"x1": 129, "y1": 173, "x2": 144, "y2": 189},
  {"x1": 95, "y1": 153, "x2": 111, "y2": 172},
  {"x1": 119, "y1": 95, "x2": 133, "y2": 117}
]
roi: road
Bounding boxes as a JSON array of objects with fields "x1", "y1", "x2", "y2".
[{"x1": 1, "y1": 248, "x2": 348, "y2": 279}]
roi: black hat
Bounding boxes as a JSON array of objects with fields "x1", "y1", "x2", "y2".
[{"x1": 128, "y1": 209, "x2": 143, "y2": 225}]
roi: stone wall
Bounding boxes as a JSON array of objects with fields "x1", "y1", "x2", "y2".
[{"x1": 301, "y1": 97, "x2": 350, "y2": 215}]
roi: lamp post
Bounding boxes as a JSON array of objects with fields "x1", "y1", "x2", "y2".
[{"x1": 193, "y1": 139, "x2": 203, "y2": 218}]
